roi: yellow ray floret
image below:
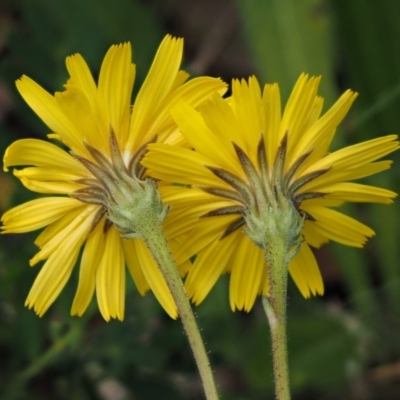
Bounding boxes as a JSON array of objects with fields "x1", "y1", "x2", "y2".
[
  {"x1": 143, "y1": 73, "x2": 398, "y2": 311},
  {"x1": 2, "y1": 35, "x2": 227, "y2": 320}
]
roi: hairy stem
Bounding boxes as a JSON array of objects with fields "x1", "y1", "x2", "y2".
[
  {"x1": 143, "y1": 223, "x2": 219, "y2": 400},
  {"x1": 262, "y1": 238, "x2": 291, "y2": 400}
]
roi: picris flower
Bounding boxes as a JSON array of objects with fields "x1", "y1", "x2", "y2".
[
  {"x1": 143, "y1": 74, "x2": 399, "y2": 312},
  {"x1": 1, "y1": 35, "x2": 226, "y2": 320}
]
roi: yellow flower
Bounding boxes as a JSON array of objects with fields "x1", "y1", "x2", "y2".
[
  {"x1": 1, "y1": 35, "x2": 226, "y2": 321},
  {"x1": 143, "y1": 74, "x2": 399, "y2": 312}
]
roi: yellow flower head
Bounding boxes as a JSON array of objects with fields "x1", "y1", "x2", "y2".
[
  {"x1": 143, "y1": 74, "x2": 399, "y2": 312},
  {"x1": 1, "y1": 35, "x2": 226, "y2": 321}
]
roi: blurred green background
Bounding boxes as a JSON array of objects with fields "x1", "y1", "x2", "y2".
[{"x1": 1, "y1": 0, "x2": 400, "y2": 399}]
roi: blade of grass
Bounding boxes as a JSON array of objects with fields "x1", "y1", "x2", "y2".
[{"x1": 333, "y1": 0, "x2": 400, "y2": 339}]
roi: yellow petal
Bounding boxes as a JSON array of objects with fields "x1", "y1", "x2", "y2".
[
  {"x1": 34, "y1": 205, "x2": 90, "y2": 248},
  {"x1": 30, "y1": 205, "x2": 98, "y2": 265},
  {"x1": 289, "y1": 243, "x2": 324, "y2": 298},
  {"x1": 173, "y1": 214, "x2": 238, "y2": 266},
  {"x1": 122, "y1": 238, "x2": 149, "y2": 296},
  {"x1": 229, "y1": 234, "x2": 264, "y2": 311},
  {"x1": 186, "y1": 229, "x2": 241, "y2": 305},
  {"x1": 19, "y1": 177, "x2": 81, "y2": 194},
  {"x1": 25, "y1": 209, "x2": 92, "y2": 316},
  {"x1": 307, "y1": 207, "x2": 375, "y2": 247},
  {"x1": 133, "y1": 239, "x2": 177, "y2": 319},
  {"x1": 144, "y1": 143, "x2": 224, "y2": 187},
  {"x1": 15, "y1": 76, "x2": 83, "y2": 151},
  {"x1": 301, "y1": 220, "x2": 329, "y2": 249},
  {"x1": 55, "y1": 85, "x2": 108, "y2": 154},
  {"x1": 164, "y1": 199, "x2": 232, "y2": 238},
  {"x1": 13, "y1": 166, "x2": 83, "y2": 181},
  {"x1": 307, "y1": 161, "x2": 395, "y2": 189},
  {"x1": 96, "y1": 226, "x2": 125, "y2": 321},
  {"x1": 319, "y1": 182, "x2": 397, "y2": 204},
  {"x1": 258, "y1": 263, "x2": 270, "y2": 297},
  {"x1": 292, "y1": 90, "x2": 358, "y2": 167},
  {"x1": 71, "y1": 218, "x2": 106, "y2": 316},
  {"x1": 230, "y1": 77, "x2": 266, "y2": 157},
  {"x1": 171, "y1": 100, "x2": 244, "y2": 177},
  {"x1": 279, "y1": 74, "x2": 321, "y2": 154},
  {"x1": 199, "y1": 93, "x2": 244, "y2": 148},
  {"x1": 1, "y1": 197, "x2": 83, "y2": 234},
  {"x1": 128, "y1": 35, "x2": 183, "y2": 150},
  {"x1": 303, "y1": 95, "x2": 324, "y2": 132},
  {"x1": 160, "y1": 184, "x2": 212, "y2": 206},
  {"x1": 98, "y1": 43, "x2": 135, "y2": 146},
  {"x1": 170, "y1": 70, "x2": 190, "y2": 90},
  {"x1": 3, "y1": 138, "x2": 86, "y2": 174},
  {"x1": 147, "y1": 76, "x2": 228, "y2": 145},
  {"x1": 65, "y1": 53, "x2": 98, "y2": 107},
  {"x1": 262, "y1": 83, "x2": 281, "y2": 168},
  {"x1": 301, "y1": 135, "x2": 399, "y2": 191}
]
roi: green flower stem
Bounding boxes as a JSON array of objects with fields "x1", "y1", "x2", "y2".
[
  {"x1": 245, "y1": 174, "x2": 302, "y2": 400},
  {"x1": 143, "y1": 225, "x2": 218, "y2": 400},
  {"x1": 256, "y1": 199, "x2": 299, "y2": 400},
  {"x1": 142, "y1": 224, "x2": 219, "y2": 400},
  {"x1": 7, "y1": 324, "x2": 81, "y2": 399},
  {"x1": 262, "y1": 241, "x2": 290, "y2": 400}
]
